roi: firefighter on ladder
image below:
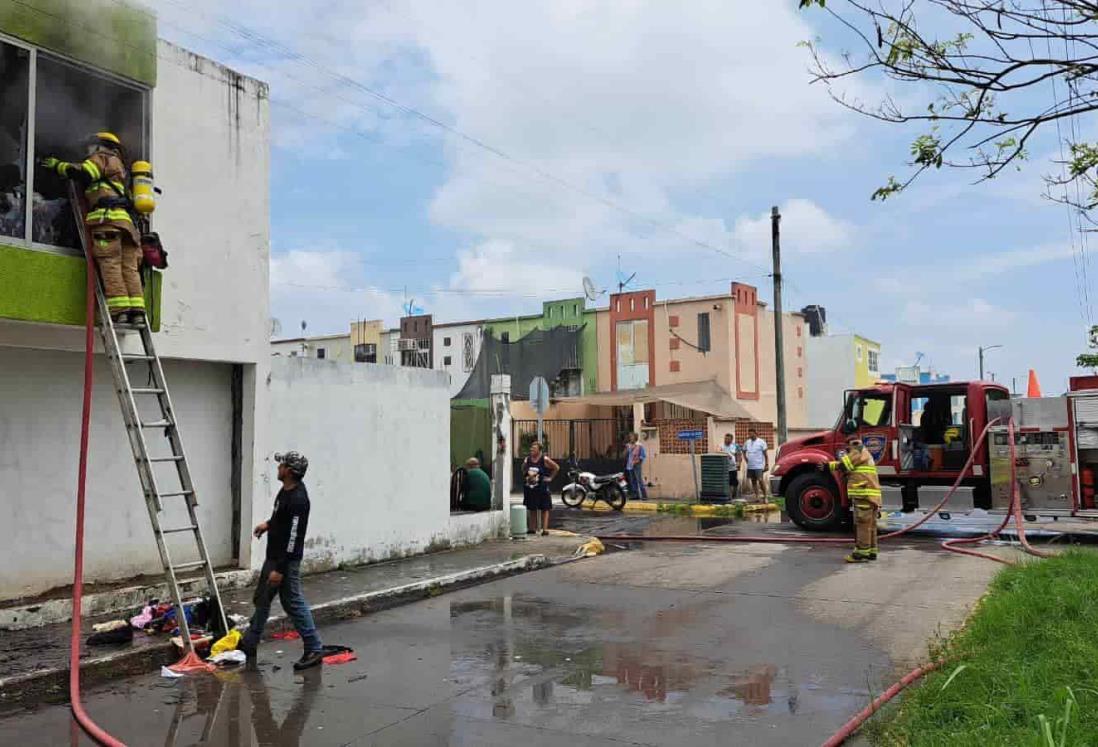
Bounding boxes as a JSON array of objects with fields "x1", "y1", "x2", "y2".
[
  {"x1": 40, "y1": 132, "x2": 144, "y2": 325},
  {"x1": 826, "y1": 436, "x2": 881, "y2": 563}
]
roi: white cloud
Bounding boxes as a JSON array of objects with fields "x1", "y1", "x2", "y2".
[
  {"x1": 270, "y1": 249, "x2": 402, "y2": 336},
  {"x1": 448, "y1": 239, "x2": 585, "y2": 296}
]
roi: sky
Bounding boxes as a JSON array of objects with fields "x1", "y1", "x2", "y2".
[{"x1": 144, "y1": 0, "x2": 1095, "y2": 393}]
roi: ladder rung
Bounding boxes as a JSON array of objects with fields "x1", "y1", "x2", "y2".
[
  {"x1": 148, "y1": 455, "x2": 183, "y2": 463},
  {"x1": 171, "y1": 561, "x2": 208, "y2": 572},
  {"x1": 121, "y1": 354, "x2": 154, "y2": 361},
  {"x1": 160, "y1": 525, "x2": 198, "y2": 535},
  {"x1": 132, "y1": 387, "x2": 165, "y2": 395},
  {"x1": 141, "y1": 419, "x2": 173, "y2": 428},
  {"x1": 160, "y1": 490, "x2": 194, "y2": 498}
]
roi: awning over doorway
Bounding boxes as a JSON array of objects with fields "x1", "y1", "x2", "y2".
[{"x1": 556, "y1": 380, "x2": 755, "y2": 420}]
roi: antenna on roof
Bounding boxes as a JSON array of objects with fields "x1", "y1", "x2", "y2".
[
  {"x1": 269, "y1": 317, "x2": 282, "y2": 338},
  {"x1": 615, "y1": 253, "x2": 637, "y2": 293}
]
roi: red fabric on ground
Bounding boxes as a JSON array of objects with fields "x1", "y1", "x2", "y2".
[
  {"x1": 269, "y1": 631, "x2": 300, "y2": 640},
  {"x1": 322, "y1": 651, "x2": 357, "y2": 665}
]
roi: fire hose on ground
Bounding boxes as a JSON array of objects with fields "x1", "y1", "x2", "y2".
[{"x1": 594, "y1": 417, "x2": 1052, "y2": 746}]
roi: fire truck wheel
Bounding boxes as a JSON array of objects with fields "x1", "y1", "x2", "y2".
[{"x1": 786, "y1": 472, "x2": 844, "y2": 531}]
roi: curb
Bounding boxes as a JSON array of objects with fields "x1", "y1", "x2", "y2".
[
  {"x1": 0, "y1": 554, "x2": 555, "y2": 709},
  {"x1": 0, "y1": 569, "x2": 257, "y2": 632},
  {"x1": 571, "y1": 500, "x2": 779, "y2": 516}
]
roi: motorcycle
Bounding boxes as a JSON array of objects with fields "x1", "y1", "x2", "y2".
[{"x1": 561, "y1": 461, "x2": 628, "y2": 511}]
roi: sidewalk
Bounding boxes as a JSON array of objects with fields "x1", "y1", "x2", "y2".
[{"x1": 0, "y1": 533, "x2": 588, "y2": 710}]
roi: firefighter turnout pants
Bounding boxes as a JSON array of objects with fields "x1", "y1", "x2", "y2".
[
  {"x1": 91, "y1": 228, "x2": 144, "y2": 317},
  {"x1": 852, "y1": 498, "x2": 878, "y2": 558}
]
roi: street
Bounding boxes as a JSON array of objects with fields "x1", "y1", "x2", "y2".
[{"x1": 0, "y1": 511, "x2": 1001, "y2": 746}]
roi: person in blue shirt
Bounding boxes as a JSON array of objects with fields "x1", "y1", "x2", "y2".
[{"x1": 625, "y1": 432, "x2": 648, "y2": 500}]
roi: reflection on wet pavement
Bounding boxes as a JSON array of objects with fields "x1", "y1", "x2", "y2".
[{"x1": 2, "y1": 540, "x2": 882, "y2": 747}]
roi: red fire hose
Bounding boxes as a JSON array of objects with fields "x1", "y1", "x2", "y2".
[
  {"x1": 595, "y1": 417, "x2": 1052, "y2": 746},
  {"x1": 70, "y1": 251, "x2": 127, "y2": 746}
]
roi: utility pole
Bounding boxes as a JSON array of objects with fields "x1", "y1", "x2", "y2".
[
  {"x1": 771, "y1": 206, "x2": 787, "y2": 446},
  {"x1": 978, "y1": 344, "x2": 1002, "y2": 381}
]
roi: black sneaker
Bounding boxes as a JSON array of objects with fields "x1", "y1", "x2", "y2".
[
  {"x1": 238, "y1": 638, "x2": 258, "y2": 660},
  {"x1": 293, "y1": 650, "x2": 325, "y2": 671},
  {"x1": 129, "y1": 310, "x2": 146, "y2": 326},
  {"x1": 526, "y1": 529, "x2": 535, "y2": 535}
]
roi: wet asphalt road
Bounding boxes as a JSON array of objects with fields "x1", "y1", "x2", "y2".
[{"x1": 0, "y1": 511, "x2": 895, "y2": 746}]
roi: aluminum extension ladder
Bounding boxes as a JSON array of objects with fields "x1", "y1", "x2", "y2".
[{"x1": 70, "y1": 186, "x2": 228, "y2": 655}]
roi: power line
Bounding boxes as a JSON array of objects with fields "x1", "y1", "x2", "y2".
[{"x1": 142, "y1": 0, "x2": 771, "y2": 273}]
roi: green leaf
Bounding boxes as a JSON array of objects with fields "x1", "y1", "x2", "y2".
[{"x1": 939, "y1": 664, "x2": 968, "y2": 692}]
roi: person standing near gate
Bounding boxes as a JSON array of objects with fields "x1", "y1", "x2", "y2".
[
  {"x1": 743, "y1": 428, "x2": 769, "y2": 503},
  {"x1": 625, "y1": 432, "x2": 648, "y2": 501},
  {"x1": 719, "y1": 433, "x2": 741, "y2": 499},
  {"x1": 522, "y1": 441, "x2": 558, "y2": 536}
]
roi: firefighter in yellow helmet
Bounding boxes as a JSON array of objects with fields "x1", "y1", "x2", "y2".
[
  {"x1": 41, "y1": 132, "x2": 144, "y2": 324},
  {"x1": 827, "y1": 436, "x2": 881, "y2": 563}
]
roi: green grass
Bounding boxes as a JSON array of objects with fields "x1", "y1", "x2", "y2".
[{"x1": 875, "y1": 550, "x2": 1098, "y2": 746}]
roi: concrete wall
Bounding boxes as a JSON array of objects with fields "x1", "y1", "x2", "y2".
[
  {"x1": 0, "y1": 348, "x2": 235, "y2": 601},
  {"x1": 434, "y1": 322, "x2": 483, "y2": 397},
  {"x1": 806, "y1": 335, "x2": 854, "y2": 430},
  {"x1": 853, "y1": 334, "x2": 882, "y2": 387},
  {"x1": 264, "y1": 358, "x2": 504, "y2": 573},
  {"x1": 0, "y1": 40, "x2": 271, "y2": 596},
  {"x1": 270, "y1": 335, "x2": 353, "y2": 362}
]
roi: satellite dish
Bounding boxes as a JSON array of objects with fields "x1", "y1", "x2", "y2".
[{"x1": 582, "y1": 276, "x2": 598, "y2": 301}]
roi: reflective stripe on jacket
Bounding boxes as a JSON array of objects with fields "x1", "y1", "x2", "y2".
[{"x1": 828, "y1": 447, "x2": 881, "y2": 506}]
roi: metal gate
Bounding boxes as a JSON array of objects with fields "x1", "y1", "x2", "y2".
[{"x1": 512, "y1": 418, "x2": 629, "y2": 492}]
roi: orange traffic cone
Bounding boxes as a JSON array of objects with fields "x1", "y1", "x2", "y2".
[{"x1": 1027, "y1": 369, "x2": 1042, "y2": 398}]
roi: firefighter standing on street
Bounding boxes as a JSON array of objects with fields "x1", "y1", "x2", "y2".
[
  {"x1": 41, "y1": 132, "x2": 144, "y2": 324},
  {"x1": 826, "y1": 437, "x2": 881, "y2": 563}
]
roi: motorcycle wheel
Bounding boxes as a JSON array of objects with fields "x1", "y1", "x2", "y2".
[
  {"x1": 561, "y1": 487, "x2": 586, "y2": 508},
  {"x1": 605, "y1": 484, "x2": 627, "y2": 511}
]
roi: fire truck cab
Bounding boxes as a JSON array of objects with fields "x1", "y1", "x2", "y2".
[{"x1": 772, "y1": 380, "x2": 1011, "y2": 530}]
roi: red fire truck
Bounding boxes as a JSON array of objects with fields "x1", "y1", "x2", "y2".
[{"x1": 772, "y1": 377, "x2": 1098, "y2": 530}]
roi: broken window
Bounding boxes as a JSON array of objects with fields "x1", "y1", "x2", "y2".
[
  {"x1": 0, "y1": 41, "x2": 29, "y2": 241},
  {"x1": 32, "y1": 54, "x2": 147, "y2": 250}
]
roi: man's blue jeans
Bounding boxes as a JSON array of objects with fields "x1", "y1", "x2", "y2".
[
  {"x1": 628, "y1": 465, "x2": 648, "y2": 500},
  {"x1": 243, "y1": 559, "x2": 323, "y2": 653}
]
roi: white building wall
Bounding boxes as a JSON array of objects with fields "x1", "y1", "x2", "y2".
[
  {"x1": 0, "y1": 41, "x2": 271, "y2": 598},
  {"x1": 433, "y1": 323, "x2": 483, "y2": 398},
  {"x1": 0, "y1": 349, "x2": 236, "y2": 601},
  {"x1": 265, "y1": 358, "x2": 504, "y2": 572},
  {"x1": 270, "y1": 334, "x2": 353, "y2": 361},
  {"x1": 805, "y1": 335, "x2": 854, "y2": 430}
]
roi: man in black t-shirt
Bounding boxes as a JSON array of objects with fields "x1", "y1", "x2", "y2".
[{"x1": 240, "y1": 451, "x2": 325, "y2": 670}]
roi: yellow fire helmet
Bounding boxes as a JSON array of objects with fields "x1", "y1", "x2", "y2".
[
  {"x1": 95, "y1": 131, "x2": 121, "y2": 146},
  {"x1": 86, "y1": 131, "x2": 122, "y2": 152}
]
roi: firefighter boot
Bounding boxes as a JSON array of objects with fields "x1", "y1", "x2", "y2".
[{"x1": 846, "y1": 502, "x2": 876, "y2": 563}]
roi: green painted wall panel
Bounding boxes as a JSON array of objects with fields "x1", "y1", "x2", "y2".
[
  {"x1": 0, "y1": 243, "x2": 161, "y2": 330},
  {"x1": 481, "y1": 297, "x2": 599, "y2": 395},
  {"x1": 0, "y1": 0, "x2": 156, "y2": 86}
]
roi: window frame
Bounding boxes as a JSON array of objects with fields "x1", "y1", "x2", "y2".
[{"x1": 0, "y1": 30, "x2": 152, "y2": 258}]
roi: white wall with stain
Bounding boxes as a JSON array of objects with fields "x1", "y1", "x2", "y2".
[
  {"x1": 263, "y1": 357, "x2": 503, "y2": 574},
  {"x1": 0, "y1": 40, "x2": 271, "y2": 599}
]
